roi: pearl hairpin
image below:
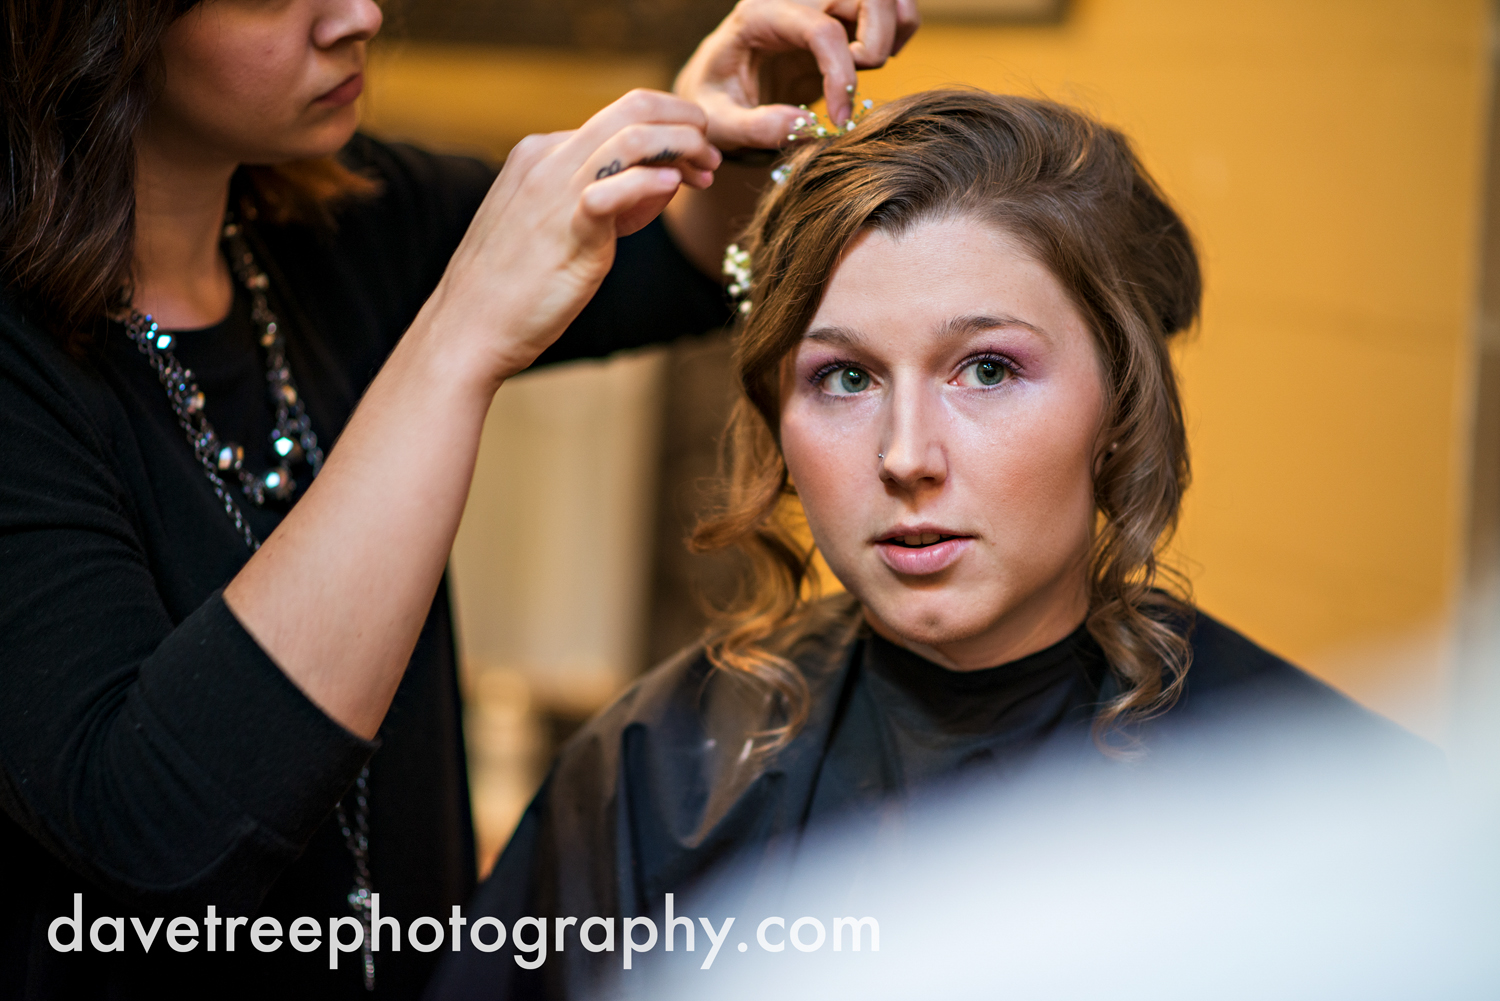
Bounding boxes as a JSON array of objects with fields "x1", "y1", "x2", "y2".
[{"x1": 786, "y1": 83, "x2": 875, "y2": 142}]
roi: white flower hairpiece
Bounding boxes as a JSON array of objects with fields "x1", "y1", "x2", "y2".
[
  {"x1": 787, "y1": 84, "x2": 875, "y2": 142},
  {"x1": 723, "y1": 243, "x2": 753, "y2": 316},
  {"x1": 725, "y1": 90, "x2": 876, "y2": 317}
]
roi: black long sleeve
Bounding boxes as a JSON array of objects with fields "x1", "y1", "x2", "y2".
[
  {"x1": 0, "y1": 302, "x2": 376, "y2": 915},
  {"x1": 0, "y1": 134, "x2": 730, "y2": 1000}
]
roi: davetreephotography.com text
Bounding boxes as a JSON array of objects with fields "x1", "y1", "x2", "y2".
[{"x1": 47, "y1": 894, "x2": 879, "y2": 970}]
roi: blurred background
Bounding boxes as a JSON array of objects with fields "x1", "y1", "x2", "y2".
[{"x1": 357, "y1": 0, "x2": 1498, "y2": 873}]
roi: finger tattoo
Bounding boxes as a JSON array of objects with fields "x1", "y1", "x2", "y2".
[
  {"x1": 635, "y1": 148, "x2": 682, "y2": 167},
  {"x1": 595, "y1": 160, "x2": 624, "y2": 180}
]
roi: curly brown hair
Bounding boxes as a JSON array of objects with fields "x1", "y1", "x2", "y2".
[
  {"x1": 692, "y1": 88, "x2": 1201, "y2": 750},
  {"x1": 0, "y1": 0, "x2": 376, "y2": 348}
]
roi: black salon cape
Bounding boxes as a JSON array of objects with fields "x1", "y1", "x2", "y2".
[
  {"x1": 426, "y1": 594, "x2": 1431, "y2": 1001},
  {"x1": 0, "y1": 135, "x2": 729, "y2": 1000}
]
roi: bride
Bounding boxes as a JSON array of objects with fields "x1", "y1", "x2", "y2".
[{"x1": 431, "y1": 88, "x2": 1426, "y2": 1000}]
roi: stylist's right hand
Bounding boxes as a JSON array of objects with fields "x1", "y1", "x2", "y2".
[{"x1": 416, "y1": 89, "x2": 720, "y2": 390}]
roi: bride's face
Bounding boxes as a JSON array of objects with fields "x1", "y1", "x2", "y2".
[{"x1": 779, "y1": 215, "x2": 1106, "y2": 669}]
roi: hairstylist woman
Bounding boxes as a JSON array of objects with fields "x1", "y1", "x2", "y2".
[{"x1": 0, "y1": 0, "x2": 919, "y2": 997}]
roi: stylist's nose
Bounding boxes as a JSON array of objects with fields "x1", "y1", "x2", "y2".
[
  {"x1": 312, "y1": 0, "x2": 382, "y2": 49},
  {"x1": 878, "y1": 379, "x2": 948, "y2": 494}
]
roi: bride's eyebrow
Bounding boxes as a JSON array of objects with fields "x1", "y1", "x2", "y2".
[
  {"x1": 802, "y1": 324, "x2": 867, "y2": 348},
  {"x1": 804, "y1": 314, "x2": 1047, "y2": 348},
  {"x1": 941, "y1": 313, "x2": 1047, "y2": 340}
]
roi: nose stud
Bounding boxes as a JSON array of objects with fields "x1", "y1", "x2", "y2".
[{"x1": 877, "y1": 453, "x2": 885, "y2": 460}]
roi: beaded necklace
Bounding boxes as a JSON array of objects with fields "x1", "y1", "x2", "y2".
[{"x1": 118, "y1": 216, "x2": 378, "y2": 991}]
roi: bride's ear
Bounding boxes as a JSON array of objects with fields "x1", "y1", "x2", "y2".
[{"x1": 1092, "y1": 437, "x2": 1120, "y2": 478}]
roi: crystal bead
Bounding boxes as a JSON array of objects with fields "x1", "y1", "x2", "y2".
[
  {"x1": 185, "y1": 392, "x2": 205, "y2": 414},
  {"x1": 260, "y1": 331, "x2": 275, "y2": 347},
  {"x1": 223, "y1": 223, "x2": 240, "y2": 237},
  {"x1": 265, "y1": 321, "x2": 277, "y2": 335},
  {"x1": 154, "y1": 333, "x2": 173, "y2": 350},
  {"x1": 280, "y1": 385, "x2": 298, "y2": 405},
  {"x1": 216, "y1": 444, "x2": 243, "y2": 471},
  {"x1": 272, "y1": 436, "x2": 295, "y2": 457},
  {"x1": 248, "y1": 273, "x2": 270, "y2": 290},
  {"x1": 263, "y1": 466, "x2": 294, "y2": 500}
]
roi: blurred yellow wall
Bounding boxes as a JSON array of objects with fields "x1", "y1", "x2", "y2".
[
  {"x1": 363, "y1": 45, "x2": 671, "y2": 160},
  {"x1": 364, "y1": 0, "x2": 1492, "y2": 740}
]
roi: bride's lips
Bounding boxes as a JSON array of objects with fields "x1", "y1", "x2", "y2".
[
  {"x1": 315, "y1": 72, "x2": 364, "y2": 107},
  {"x1": 873, "y1": 528, "x2": 973, "y2": 576}
]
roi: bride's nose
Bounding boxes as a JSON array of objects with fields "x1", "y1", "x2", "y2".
[{"x1": 877, "y1": 380, "x2": 948, "y2": 492}]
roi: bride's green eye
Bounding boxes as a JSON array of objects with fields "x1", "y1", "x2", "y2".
[
  {"x1": 974, "y1": 359, "x2": 1004, "y2": 386},
  {"x1": 957, "y1": 358, "x2": 1009, "y2": 387},
  {"x1": 836, "y1": 367, "x2": 869, "y2": 393}
]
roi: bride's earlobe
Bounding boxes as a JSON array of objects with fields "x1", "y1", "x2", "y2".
[{"x1": 1093, "y1": 439, "x2": 1120, "y2": 476}]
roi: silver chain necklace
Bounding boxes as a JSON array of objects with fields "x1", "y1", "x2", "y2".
[{"x1": 119, "y1": 217, "x2": 378, "y2": 991}]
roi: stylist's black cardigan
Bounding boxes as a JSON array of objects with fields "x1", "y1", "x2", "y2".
[{"x1": 0, "y1": 135, "x2": 731, "y2": 1000}]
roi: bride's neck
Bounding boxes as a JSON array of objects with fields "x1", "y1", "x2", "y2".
[{"x1": 131, "y1": 122, "x2": 237, "y2": 329}]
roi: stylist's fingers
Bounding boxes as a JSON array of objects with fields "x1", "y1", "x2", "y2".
[
  {"x1": 579, "y1": 166, "x2": 685, "y2": 238},
  {"x1": 892, "y1": 0, "x2": 920, "y2": 54},
  {"x1": 838, "y1": 0, "x2": 920, "y2": 62},
  {"x1": 504, "y1": 129, "x2": 573, "y2": 173},
  {"x1": 761, "y1": 3, "x2": 859, "y2": 124},
  {"x1": 576, "y1": 122, "x2": 720, "y2": 192},
  {"x1": 427, "y1": 97, "x2": 716, "y2": 383},
  {"x1": 697, "y1": 93, "x2": 807, "y2": 151},
  {"x1": 559, "y1": 89, "x2": 710, "y2": 178},
  {"x1": 488, "y1": 129, "x2": 575, "y2": 211},
  {"x1": 839, "y1": 0, "x2": 898, "y2": 67}
]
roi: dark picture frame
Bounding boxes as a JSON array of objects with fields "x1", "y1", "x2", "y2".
[{"x1": 389, "y1": 0, "x2": 1067, "y2": 60}]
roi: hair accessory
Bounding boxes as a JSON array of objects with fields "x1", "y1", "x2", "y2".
[
  {"x1": 786, "y1": 83, "x2": 875, "y2": 142},
  {"x1": 723, "y1": 242, "x2": 753, "y2": 316},
  {"x1": 729, "y1": 88, "x2": 876, "y2": 315}
]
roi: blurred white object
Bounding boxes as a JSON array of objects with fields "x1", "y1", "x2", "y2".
[{"x1": 633, "y1": 716, "x2": 1499, "y2": 1001}]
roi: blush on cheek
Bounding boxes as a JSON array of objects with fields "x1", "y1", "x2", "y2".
[{"x1": 779, "y1": 412, "x2": 865, "y2": 572}]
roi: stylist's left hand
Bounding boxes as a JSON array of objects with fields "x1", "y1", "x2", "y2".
[{"x1": 674, "y1": 0, "x2": 920, "y2": 151}]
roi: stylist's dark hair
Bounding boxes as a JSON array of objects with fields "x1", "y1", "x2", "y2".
[
  {"x1": 693, "y1": 89, "x2": 1200, "y2": 752},
  {"x1": 0, "y1": 0, "x2": 376, "y2": 347}
]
